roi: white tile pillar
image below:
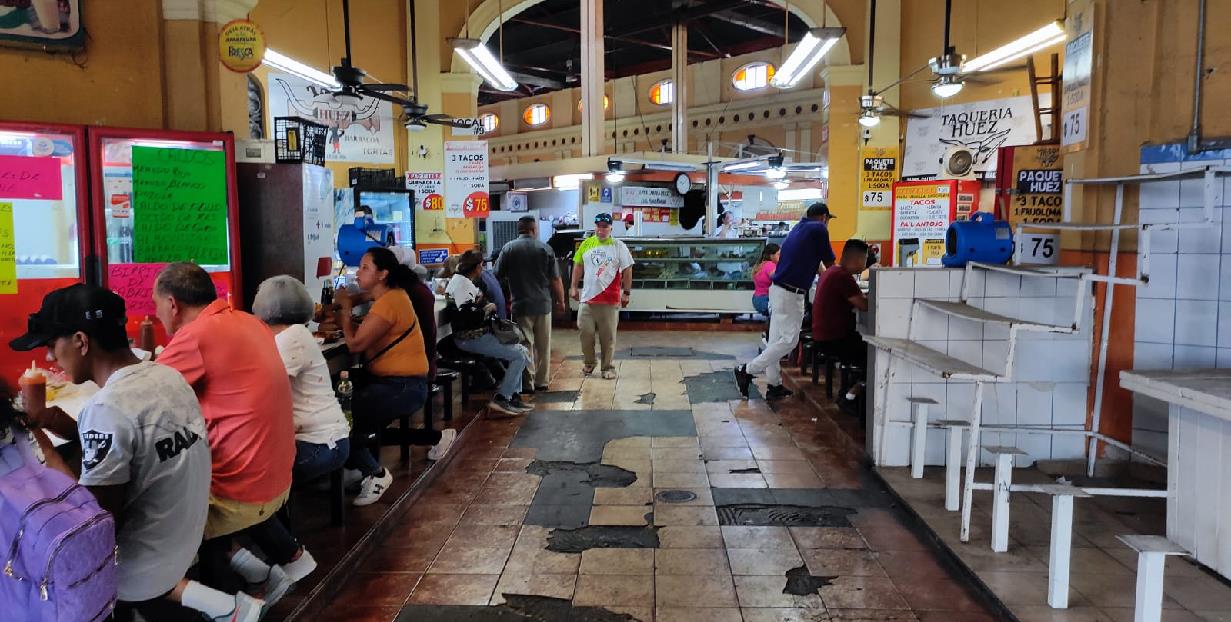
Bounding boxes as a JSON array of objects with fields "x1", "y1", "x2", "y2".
[{"x1": 671, "y1": 20, "x2": 688, "y2": 154}]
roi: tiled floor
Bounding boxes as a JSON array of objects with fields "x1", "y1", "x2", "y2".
[{"x1": 302, "y1": 330, "x2": 999, "y2": 621}]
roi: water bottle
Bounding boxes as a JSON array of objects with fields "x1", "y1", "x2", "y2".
[{"x1": 336, "y1": 371, "x2": 354, "y2": 424}]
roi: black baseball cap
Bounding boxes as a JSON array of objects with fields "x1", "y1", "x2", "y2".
[
  {"x1": 806, "y1": 202, "x2": 835, "y2": 219},
  {"x1": 594, "y1": 213, "x2": 613, "y2": 225},
  {"x1": 9, "y1": 284, "x2": 128, "y2": 352}
]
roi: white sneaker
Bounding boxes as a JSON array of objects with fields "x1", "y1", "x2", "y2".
[
  {"x1": 353, "y1": 469, "x2": 393, "y2": 506},
  {"x1": 212, "y1": 592, "x2": 264, "y2": 622},
  {"x1": 260, "y1": 565, "x2": 293, "y2": 615},
  {"x1": 428, "y1": 429, "x2": 457, "y2": 461},
  {"x1": 281, "y1": 549, "x2": 318, "y2": 583}
]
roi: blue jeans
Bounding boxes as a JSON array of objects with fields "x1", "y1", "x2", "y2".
[
  {"x1": 345, "y1": 376, "x2": 429, "y2": 477},
  {"x1": 293, "y1": 438, "x2": 350, "y2": 484},
  {"x1": 752, "y1": 294, "x2": 770, "y2": 316},
  {"x1": 456, "y1": 332, "x2": 531, "y2": 400}
]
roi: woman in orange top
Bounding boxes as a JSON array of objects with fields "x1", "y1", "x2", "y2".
[{"x1": 334, "y1": 247, "x2": 430, "y2": 506}]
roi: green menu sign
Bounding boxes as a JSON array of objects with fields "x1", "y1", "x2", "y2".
[{"x1": 132, "y1": 146, "x2": 229, "y2": 265}]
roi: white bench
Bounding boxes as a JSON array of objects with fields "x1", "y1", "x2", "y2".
[
  {"x1": 1030, "y1": 484, "x2": 1092, "y2": 609},
  {"x1": 983, "y1": 445, "x2": 1026, "y2": 553},
  {"x1": 933, "y1": 419, "x2": 968, "y2": 512},
  {"x1": 908, "y1": 397, "x2": 939, "y2": 479},
  {"x1": 1117, "y1": 535, "x2": 1189, "y2": 622}
]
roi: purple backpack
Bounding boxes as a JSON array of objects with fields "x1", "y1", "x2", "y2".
[{"x1": 0, "y1": 427, "x2": 117, "y2": 622}]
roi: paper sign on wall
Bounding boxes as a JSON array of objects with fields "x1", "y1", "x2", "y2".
[
  {"x1": 267, "y1": 72, "x2": 396, "y2": 164},
  {"x1": 444, "y1": 141, "x2": 489, "y2": 219},
  {"x1": 131, "y1": 147, "x2": 229, "y2": 265},
  {"x1": 110, "y1": 263, "x2": 229, "y2": 316},
  {"x1": 0, "y1": 155, "x2": 62, "y2": 200},
  {"x1": 902, "y1": 95, "x2": 1041, "y2": 179},
  {"x1": 1062, "y1": 0, "x2": 1095, "y2": 151},
  {"x1": 0, "y1": 202, "x2": 15, "y2": 294},
  {"x1": 859, "y1": 147, "x2": 898, "y2": 211},
  {"x1": 406, "y1": 172, "x2": 444, "y2": 211}
]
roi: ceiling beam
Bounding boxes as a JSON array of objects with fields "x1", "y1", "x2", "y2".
[
  {"x1": 618, "y1": 0, "x2": 749, "y2": 38},
  {"x1": 508, "y1": 71, "x2": 565, "y2": 89},
  {"x1": 708, "y1": 9, "x2": 784, "y2": 38},
  {"x1": 509, "y1": 16, "x2": 719, "y2": 60}
]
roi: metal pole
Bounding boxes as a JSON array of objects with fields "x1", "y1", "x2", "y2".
[
  {"x1": 960, "y1": 381, "x2": 985, "y2": 542},
  {"x1": 1187, "y1": 0, "x2": 1207, "y2": 154},
  {"x1": 1086, "y1": 183, "x2": 1125, "y2": 477},
  {"x1": 706, "y1": 141, "x2": 719, "y2": 236}
]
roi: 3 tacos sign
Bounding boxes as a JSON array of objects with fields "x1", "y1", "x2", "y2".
[{"x1": 267, "y1": 72, "x2": 396, "y2": 164}]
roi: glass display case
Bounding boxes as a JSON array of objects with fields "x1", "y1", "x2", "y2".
[{"x1": 573, "y1": 236, "x2": 766, "y2": 313}]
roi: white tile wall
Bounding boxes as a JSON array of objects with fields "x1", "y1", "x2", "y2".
[{"x1": 1174, "y1": 300, "x2": 1218, "y2": 346}]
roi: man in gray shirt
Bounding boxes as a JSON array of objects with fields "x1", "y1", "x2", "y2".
[{"x1": 495, "y1": 216, "x2": 565, "y2": 390}]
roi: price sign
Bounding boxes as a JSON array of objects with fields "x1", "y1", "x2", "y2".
[
  {"x1": 463, "y1": 191, "x2": 490, "y2": 218},
  {"x1": 1018, "y1": 233, "x2": 1059, "y2": 265},
  {"x1": 444, "y1": 141, "x2": 489, "y2": 219},
  {"x1": 859, "y1": 147, "x2": 898, "y2": 211},
  {"x1": 1061, "y1": 108, "x2": 1087, "y2": 146},
  {"x1": 862, "y1": 190, "x2": 889, "y2": 208}
]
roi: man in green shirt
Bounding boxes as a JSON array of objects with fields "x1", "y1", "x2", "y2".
[{"x1": 570, "y1": 213, "x2": 634, "y2": 379}]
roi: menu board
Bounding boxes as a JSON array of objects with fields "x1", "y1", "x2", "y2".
[
  {"x1": 444, "y1": 141, "x2": 489, "y2": 219},
  {"x1": 859, "y1": 147, "x2": 898, "y2": 211},
  {"x1": 0, "y1": 155, "x2": 62, "y2": 200},
  {"x1": 109, "y1": 263, "x2": 230, "y2": 317},
  {"x1": 0, "y1": 202, "x2": 15, "y2": 294},
  {"x1": 131, "y1": 147, "x2": 229, "y2": 265}
]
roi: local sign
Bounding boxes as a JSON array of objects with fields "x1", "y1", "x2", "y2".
[{"x1": 218, "y1": 19, "x2": 265, "y2": 73}]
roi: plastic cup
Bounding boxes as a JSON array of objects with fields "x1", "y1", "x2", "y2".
[{"x1": 19, "y1": 368, "x2": 47, "y2": 415}]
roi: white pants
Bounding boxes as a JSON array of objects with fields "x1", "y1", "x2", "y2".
[{"x1": 747, "y1": 284, "x2": 805, "y2": 385}]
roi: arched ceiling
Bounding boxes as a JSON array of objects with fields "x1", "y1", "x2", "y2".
[{"x1": 471, "y1": 0, "x2": 820, "y2": 104}]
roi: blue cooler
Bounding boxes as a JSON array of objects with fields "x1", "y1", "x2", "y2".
[
  {"x1": 337, "y1": 216, "x2": 395, "y2": 267},
  {"x1": 941, "y1": 212, "x2": 1013, "y2": 267}
]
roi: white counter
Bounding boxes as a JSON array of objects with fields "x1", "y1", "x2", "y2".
[{"x1": 1121, "y1": 368, "x2": 1231, "y2": 579}]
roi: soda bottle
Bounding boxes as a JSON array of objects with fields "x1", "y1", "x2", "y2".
[{"x1": 336, "y1": 371, "x2": 354, "y2": 424}]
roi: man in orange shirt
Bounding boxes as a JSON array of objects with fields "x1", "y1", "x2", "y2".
[{"x1": 153, "y1": 263, "x2": 302, "y2": 602}]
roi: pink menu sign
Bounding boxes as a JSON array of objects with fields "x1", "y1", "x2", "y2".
[
  {"x1": 109, "y1": 263, "x2": 230, "y2": 317},
  {"x1": 0, "y1": 155, "x2": 63, "y2": 201}
]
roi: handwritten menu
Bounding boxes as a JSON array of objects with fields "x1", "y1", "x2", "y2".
[
  {"x1": 131, "y1": 147, "x2": 229, "y2": 265},
  {"x1": 0, "y1": 155, "x2": 62, "y2": 201},
  {"x1": 0, "y1": 202, "x2": 15, "y2": 294},
  {"x1": 109, "y1": 263, "x2": 229, "y2": 316}
]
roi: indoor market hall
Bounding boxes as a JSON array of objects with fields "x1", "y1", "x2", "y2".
[{"x1": 3, "y1": 0, "x2": 1231, "y2": 621}]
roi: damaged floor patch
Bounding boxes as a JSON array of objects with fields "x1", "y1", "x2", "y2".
[
  {"x1": 546, "y1": 525, "x2": 661, "y2": 553},
  {"x1": 526, "y1": 460, "x2": 638, "y2": 488},
  {"x1": 634, "y1": 392, "x2": 656, "y2": 404},
  {"x1": 566, "y1": 346, "x2": 735, "y2": 361},
  {"x1": 716, "y1": 503, "x2": 856, "y2": 527},
  {"x1": 682, "y1": 370, "x2": 761, "y2": 403},
  {"x1": 783, "y1": 565, "x2": 835, "y2": 596},
  {"x1": 395, "y1": 596, "x2": 641, "y2": 621},
  {"x1": 534, "y1": 390, "x2": 582, "y2": 403}
]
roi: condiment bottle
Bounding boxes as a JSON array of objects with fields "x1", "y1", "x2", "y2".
[
  {"x1": 18, "y1": 361, "x2": 46, "y2": 415},
  {"x1": 139, "y1": 316, "x2": 156, "y2": 354}
]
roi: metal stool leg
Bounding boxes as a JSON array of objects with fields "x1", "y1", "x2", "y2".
[
  {"x1": 329, "y1": 468, "x2": 345, "y2": 526},
  {"x1": 399, "y1": 411, "x2": 411, "y2": 462},
  {"x1": 443, "y1": 379, "x2": 454, "y2": 422}
]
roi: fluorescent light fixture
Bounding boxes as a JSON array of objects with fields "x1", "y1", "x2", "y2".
[
  {"x1": 858, "y1": 110, "x2": 881, "y2": 128},
  {"x1": 450, "y1": 38, "x2": 518, "y2": 91},
  {"x1": 722, "y1": 160, "x2": 765, "y2": 172},
  {"x1": 962, "y1": 21, "x2": 1065, "y2": 73},
  {"x1": 552, "y1": 173, "x2": 593, "y2": 190},
  {"x1": 931, "y1": 75, "x2": 964, "y2": 98},
  {"x1": 770, "y1": 27, "x2": 846, "y2": 89},
  {"x1": 772, "y1": 181, "x2": 791, "y2": 190},
  {"x1": 765, "y1": 168, "x2": 787, "y2": 180},
  {"x1": 778, "y1": 188, "x2": 825, "y2": 201},
  {"x1": 264, "y1": 49, "x2": 339, "y2": 88},
  {"x1": 605, "y1": 171, "x2": 626, "y2": 184}
]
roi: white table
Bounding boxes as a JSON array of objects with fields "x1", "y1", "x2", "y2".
[{"x1": 1120, "y1": 368, "x2": 1231, "y2": 580}]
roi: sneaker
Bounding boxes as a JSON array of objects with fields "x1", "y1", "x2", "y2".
[
  {"x1": 765, "y1": 384, "x2": 794, "y2": 401},
  {"x1": 535, "y1": 384, "x2": 550, "y2": 392},
  {"x1": 259, "y1": 565, "x2": 293, "y2": 616},
  {"x1": 733, "y1": 365, "x2": 752, "y2": 398},
  {"x1": 510, "y1": 394, "x2": 535, "y2": 412},
  {"x1": 353, "y1": 469, "x2": 393, "y2": 506},
  {"x1": 281, "y1": 549, "x2": 318, "y2": 582},
  {"x1": 428, "y1": 429, "x2": 457, "y2": 461},
  {"x1": 582, "y1": 365, "x2": 595, "y2": 376},
  {"x1": 212, "y1": 592, "x2": 264, "y2": 622},
  {"x1": 601, "y1": 369, "x2": 617, "y2": 380},
  {"x1": 488, "y1": 395, "x2": 525, "y2": 417}
]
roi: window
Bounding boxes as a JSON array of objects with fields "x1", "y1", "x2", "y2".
[
  {"x1": 649, "y1": 79, "x2": 674, "y2": 105},
  {"x1": 576, "y1": 96, "x2": 610, "y2": 112},
  {"x1": 732, "y1": 62, "x2": 776, "y2": 91},
  {"x1": 522, "y1": 103, "x2": 550, "y2": 126},
  {"x1": 478, "y1": 113, "x2": 499, "y2": 133}
]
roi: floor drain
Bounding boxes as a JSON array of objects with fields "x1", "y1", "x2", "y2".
[{"x1": 655, "y1": 490, "x2": 698, "y2": 504}]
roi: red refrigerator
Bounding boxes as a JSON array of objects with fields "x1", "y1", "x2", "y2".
[
  {"x1": 87, "y1": 127, "x2": 243, "y2": 347},
  {"x1": 0, "y1": 122, "x2": 93, "y2": 383}
]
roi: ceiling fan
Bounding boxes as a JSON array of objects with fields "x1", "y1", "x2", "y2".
[
  {"x1": 857, "y1": 0, "x2": 929, "y2": 128},
  {"x1": 329, "y1": 0, "x2": 476, "y2": 132}
]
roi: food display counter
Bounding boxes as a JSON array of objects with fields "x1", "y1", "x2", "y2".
[{"x1": 572, "y1": 237, "x2": 765, "y2": 314}]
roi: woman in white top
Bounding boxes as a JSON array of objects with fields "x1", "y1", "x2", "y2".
[
  {"x1": 252, "y1": 276, "x2": 351, "y2": 484},
  {"x1": 712, "y1": 211, "x2": 741, "y2": 239}
]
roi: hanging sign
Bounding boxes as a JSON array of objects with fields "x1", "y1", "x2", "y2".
[
  {"x1": 1001, "y1": 145, "x2": 1063, "y2": 265},
  {"x1": 902, "y1": 95, "x2": 1041, "y2": 179},
  {"x1": 405, "y1": 172, "x2": 444, "y2": 211},
  {"x1": 444, "y1": 141, "x2": 489, "y2": 219},
  {"x1": 0, "y1": 155, "x2": 62, "y2": 200},
  {"x1": 859, "y1": 147, "x2": 898, "y2": 211},
  {"x1": 267, "y1": 72, "x2": 396, "y2": 164},
  {"x1": 1062, "y1": 0, "x2": 1095, "y2": 151},
  {"x1": 131, "y1": 147, "x2": 229, "y2": 265},
  {"x1": 218, "y1": 19, "x2": 265, "y2": 73},
  {"x1": 0, "y1": 202, "x2": 14, "y2": 294},
  {"x1": 449, "y1": 118, "x2": 484, "y2": 136},
  {"x1": 619, "y1": 186, "x2": 685, "y2": 208}
]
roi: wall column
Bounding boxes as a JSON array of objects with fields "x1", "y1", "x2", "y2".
[
  {"x1": 580, "y1": 0, "x2": 606, "y2": 155},
  {"x1": 820, "y1": 64, "x2": 865, "y2": 243},
  {"x1": 161, "y1": 0, "x2": 259, "y2": 133},
  {"x1": 671, "y1": 20, "x2": 688, "y2": 154}
]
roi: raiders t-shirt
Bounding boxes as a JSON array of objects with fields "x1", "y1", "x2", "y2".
[{"x1": 77, "y1": 361, "x2": 211, "y2": 602}]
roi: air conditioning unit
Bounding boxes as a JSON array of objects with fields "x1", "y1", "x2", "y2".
[{"x1": 938, "y1": 146, "x2": 977, "y2": 180}]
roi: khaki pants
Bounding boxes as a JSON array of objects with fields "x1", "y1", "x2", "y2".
[
  {"x1": 203, "y1": 487, "x2": 291, "y2": 540},
  {"x1": 578, "y1": 303, "x2": 620, "y2": 372},
  {"x1": 515, "y1": 312, "x2": 553, "y2": 388}
]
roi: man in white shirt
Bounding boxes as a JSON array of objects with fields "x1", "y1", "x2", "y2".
[
  {"x1": 11, "y1": 284, "x2": 262, "y2": 622},
  {"x1": 570, "y1": 213, "x2": 634, "y2": 379}
]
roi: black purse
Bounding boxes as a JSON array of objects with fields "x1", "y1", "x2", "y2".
[{"x1": 347, "y1": 316, "x2": 418, "y2": 388}]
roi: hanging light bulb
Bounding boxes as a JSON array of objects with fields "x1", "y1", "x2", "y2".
[
  {"x1": 931, "y1": 75, "x2": 964, "y2": 98},
  {"x1": 858, "y1": 110, "x2": 882, "y2": 128}
]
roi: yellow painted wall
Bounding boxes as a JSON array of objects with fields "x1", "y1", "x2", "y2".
[{"x1": 0, "y1": 0, "x2": 166, "y2": 128}]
